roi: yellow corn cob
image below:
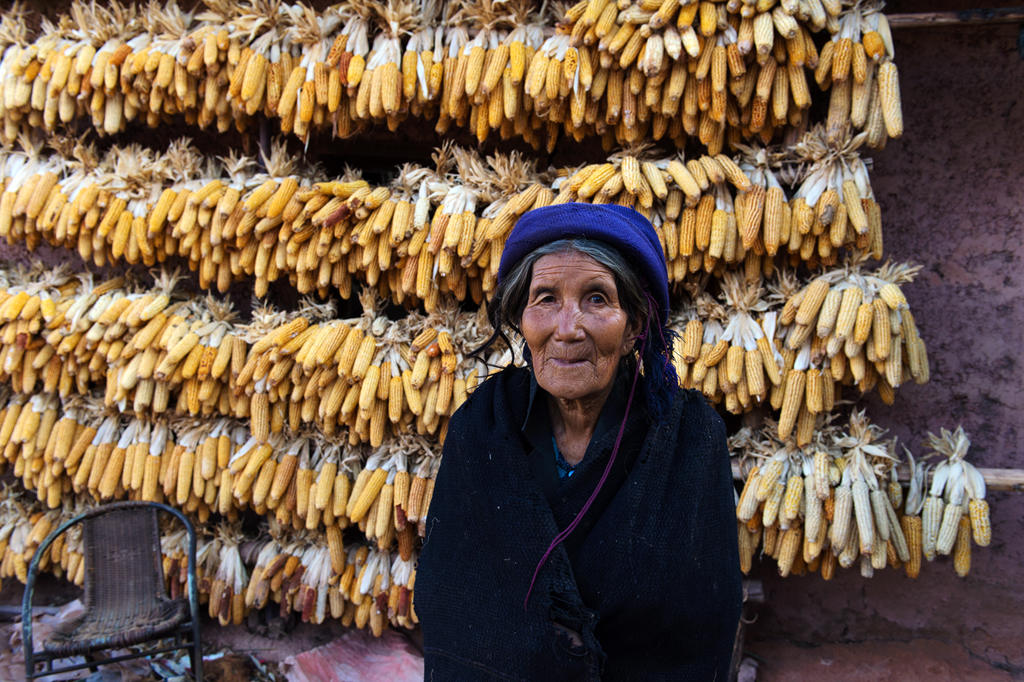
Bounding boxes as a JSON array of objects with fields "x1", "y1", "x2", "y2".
[
  {"x1": 830, "y1": 483, "x2": 853, "y2": 550},
  {"x1": 778, "y1": 369, "x2": 805, "y2": 440},
  {"x1": 804, "y1": 368, "x2": 823, "y2": 413},
  {"x1": 795, "y1": 278, "x2": 829, "y2": 327},
  {"x1": 922, "y1": 495, "x2": 943, "y2": 561},
  {"x1": 266, "y1": 452, "x2": 296, "y2": 504},
  {"x1": 326, "y1": 524, "x2": 345, "y2": 574},
  {"x1": 871, "y1": 298, "x2": 891, "y2": 360},
  {"x1": 743, "y1": 454, "x2": 776, "y2": 502},
  {"x1": 876, "y1": 283, "x2": 906, "y2": 312},
  {"x1": 708, "y1": 209, "x2": 728, "y2": 259},
  {"x1": 681, "y1": 319, "x2": 702, "y2": 362},
  {"x1": 252, "y1": 457, "x2": 277, "y2": 507},
  {"x1": 953, "y1": 516, "x2": 971, "y2": 577},
  {"x1": 852, "y1": 301, "x2": 873, "y2": 345},
  {"x1": 936, "y1": 502, "x2": 963, "y2": 556},
  {"x1": 577, "y1": 164, "x2": 617, "y2": 199},
  {"x1": 833, "y1": 286, "x2": 863, "y2": 340},
  {"x1": 761, "y1": 478, "x2": 784, "y2": 527},
  {"x1": 314, "y1": 460, "x2": 338, "y2": 511},
  {"x1": 815, "y1": 288, "x2": 842, "y2": 338},
  {"x1": 777, "y1": 527, "x2": 802, "y2": 577},
  {"x1": 781, "y1": 474, "x2": 803, "y2": 526},
  {"x1": 241, "y1": 52, "x2": 268, "y2": 102},
  {"x1": 968, "y1": 498, "x2": 990, "y2": 547},
  {"x1": 641, "y1": 162, "x2": 668, "y2": 200},
  {"x1": 350, "y1": 336, "x2": 376, "y2": 384},
  {"x1": 901, "y1": 514, "x2": 922, "y2": 578},
  {"x1": 877, "y1": 60, "x2": 903, "y2": 138},
  {"x1": 735, "y1": 465, "x2": 761, "y2": 522},
  {"x1": 349, "y1": 467, "x2": 387, "y2": 523},
  {"x1": 726, "y1": 344, "x2": 745, "y2": 386}
]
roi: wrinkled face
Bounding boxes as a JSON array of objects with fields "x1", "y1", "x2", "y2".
[{"x1": 520, "y1": 250, "x2": 637, "y2": 404}]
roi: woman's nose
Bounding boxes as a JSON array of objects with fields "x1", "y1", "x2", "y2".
[{"x1": 553, "y1": 302, "x2": 585, "y2": 340}]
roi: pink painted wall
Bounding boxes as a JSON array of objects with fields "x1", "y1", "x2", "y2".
[{"x1": 748, "y1": 21, "x2": 1024, "y2": 675}]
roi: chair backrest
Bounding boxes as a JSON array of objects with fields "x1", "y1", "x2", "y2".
[{"x1": 81, "y1": 506, "x2": 168, "y2": 620}]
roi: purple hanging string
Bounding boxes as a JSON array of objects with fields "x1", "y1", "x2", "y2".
[{"x1": 522, "y1": 296, "x2": 656, "y2": 610}]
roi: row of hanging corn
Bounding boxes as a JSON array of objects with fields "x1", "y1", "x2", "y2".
[
  {"x1": 0, "y1": 124, "x2": 881, "y2": 307},
  {"x1": 731, "y1": 416, "x2": 990, "y2": 579},
  {"x1": 0, "y1": 0, "x2": 901, "y2": 151},
  {"x1": 0, "y1": 483, "x2": 416, "y2": 632}
]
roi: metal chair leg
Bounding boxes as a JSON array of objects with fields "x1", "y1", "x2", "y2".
[{"x1": 190, "y1": 622, "x2": 203, "y2": 681}]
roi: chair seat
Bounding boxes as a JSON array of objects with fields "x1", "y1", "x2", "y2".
[{"x1": 41, "y1": 598, "x2": 190, "y2": 658}]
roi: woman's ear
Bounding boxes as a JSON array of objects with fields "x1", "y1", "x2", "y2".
[{"x1": 621, "y1": 318, "x2": 642, "y2": 356}]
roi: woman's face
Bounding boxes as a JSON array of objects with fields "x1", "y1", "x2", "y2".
[{"x1": 520, "y1": 250, "x2": 637, "y2": 404}]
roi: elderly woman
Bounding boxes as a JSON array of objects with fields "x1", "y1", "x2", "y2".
[{"x1": 417, "y1": 204, "x2": 741, "y2": 681}]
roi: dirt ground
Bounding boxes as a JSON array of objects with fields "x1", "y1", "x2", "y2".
[
  {"x1": 744, "y1": 639, "x2": 1018, "y2": 682},
  {"x1": 8, "y1": 573, "x2": 1019, "y2": 681}
]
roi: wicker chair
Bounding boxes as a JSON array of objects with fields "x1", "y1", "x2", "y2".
[{"x1": 21, "y1": 501, "x2": 203, "y2": 680}]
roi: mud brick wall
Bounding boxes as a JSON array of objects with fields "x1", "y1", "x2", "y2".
[{"x1": 748, "y1": 19, "x2": 1024, "y2": 676}]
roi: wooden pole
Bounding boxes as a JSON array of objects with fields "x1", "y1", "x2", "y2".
[
  {"x1": 731, "y1": 464, "x2": 1024, "y2": 492},
  {"x1": 976, "y1": 468, "x2": 1024, "y2": 492},
  {"x1": 887, "y1": 8, "x2": 1024, "y2": 28}
]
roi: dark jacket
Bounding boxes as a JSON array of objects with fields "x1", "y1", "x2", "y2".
[{"x1": 416, "y1": 366, "x2": 741, "y2": 681}]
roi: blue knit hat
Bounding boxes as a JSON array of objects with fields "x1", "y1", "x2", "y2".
[{"x1": 497, "y1": 203, "x2": 670, "y2": 320}]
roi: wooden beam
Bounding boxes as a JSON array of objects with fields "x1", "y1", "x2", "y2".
[
  {"x1": 887, "y1": 8, "x2": 1024, "y2": 28},
  {"x1": 977, "y1": 467, "x2": 1024, "y2": 492},
  {"x1": 732, "y1": 463, "x2": 1024, "y2": 492}
]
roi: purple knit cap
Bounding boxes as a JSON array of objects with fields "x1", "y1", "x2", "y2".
[{"x1": 497, "y1": 203, "x2": 670, "y2": 319}]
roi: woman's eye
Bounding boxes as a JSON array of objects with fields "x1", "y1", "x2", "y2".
[{"x1": 588, "y1": 293, "x2": 607, "y2": 304}]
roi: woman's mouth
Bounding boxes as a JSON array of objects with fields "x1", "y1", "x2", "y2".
[{"x1": 550, "y1": 358, "x2": 587, "y2": 367}]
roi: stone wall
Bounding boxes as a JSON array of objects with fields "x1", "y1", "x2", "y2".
[{"x1": 747, "y1": 19, "x2": 1024, "y2": 679}]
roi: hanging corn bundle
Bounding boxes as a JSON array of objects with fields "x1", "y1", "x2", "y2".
[
  {"x1": 549, "y1": 0, "x2": 835, "y2": 151},
  {"x1": 453, "y1": 1, "x2": 547, "y2": 146},
  {"x1": 0, "y1": 487, "x2": 80, "y2": 584},
  {"x1": 732, "y1": 421, "x2": 848, "y2": 579},
  {"x1": 921, "y1": 427, "x2": 988, "y2": 577},
  {"x1": 828, "y1": 411, "x2": 907, "y2": 578},
  {"x1": 815, "y1": 2, "x2": 901, "y2": 148},
  {"x1": 530, "y1": 148, "x2": 758, "y2": 280},
  {"x1": 775, "y1": 258, "x2": 929, "y2": 415},
  {"x1": 273, "y1": 5, "x2": 346, "y2": 141},
  {"x1": 680, "y1": 274, "x2": 780, "y2": 414},
  {"x1": 669, "y1": 292, "x2": 717, "y2": 391},
  {"x1": 193, "y1": 521, "x2": 249, "y2": 625},
  {"x1": 732, "y1": 410, "x2": 919, "y2": 580},
  {"x1": 733, "y1": 142, "x2": 791, "y2": 260},
  {"x1": 784, "y1": 125, "x2": 882, "y2": 268}
]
